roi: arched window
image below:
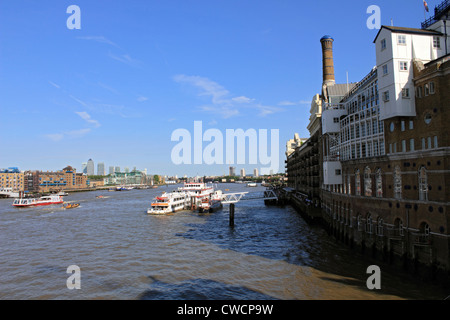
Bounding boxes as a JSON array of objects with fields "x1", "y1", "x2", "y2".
[
  {"x1": 376, "y1": 168, "x2": 383, "y2": 198},
  {"x1": 418, "y1": 167, "x2": 428, "y2": 201},
  {"x1": 418, "y1": 222, "x2": 431, "y2": 244},
  {"x1": 357, "y1": 214, "x2": 362, "y2": 231},
  {"x1": 394, "y1": 218, "x2": 404, "y2": 236},
  {"x1": 366, "y1": 213, "x2": 373, "y2": 234},
  {"x1": 355, "y1": 169, "x2": 361, "y2": 196},
  {"x1": 394, "y1": 166, "x2": 402, "y2": 199},
  {"x1": 377, "y1": 217, "x2": 384, "y2": 236},
  {"x1": 364, "y1": 167, "x2": 372, "y2": 197},
  {"x1": 419, "y1": 222, "x2": 431, "y2": 235}
]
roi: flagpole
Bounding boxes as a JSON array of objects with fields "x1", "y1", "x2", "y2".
[{"x1": 423, "y1": 0, "x2": 429, "y2": 21}]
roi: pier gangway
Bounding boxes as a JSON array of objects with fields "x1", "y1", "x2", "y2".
[{"x1": 221, "y1": 190, "x2": 278, "y2": 204}]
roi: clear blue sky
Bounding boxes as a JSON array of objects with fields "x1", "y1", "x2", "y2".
[{"x1": 0, "y1": 0, "x2": 437, "y2": 177}]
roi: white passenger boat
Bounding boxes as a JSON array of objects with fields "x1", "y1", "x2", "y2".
[
  {"x1": 147, "y1": 191, "x2": 189, "y2": 215},
  {"x1": 12, "y1": 195, "x2": 64, "y2": 207},
  {"x1": 247, "y1": 182, "x2": 257, "y2": 187},
  {"x1": 197, "y1": 189, "x2": 224, "y2": 213},
  {"x1": 0, "y1": 188, "x2": 20, "y2": 198}
]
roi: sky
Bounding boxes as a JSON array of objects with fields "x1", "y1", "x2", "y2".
[{"x1": 0, "y1": 0, "x2": 438, "y2": 177}]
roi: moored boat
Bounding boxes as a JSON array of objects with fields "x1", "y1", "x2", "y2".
[
  {"x1": 12, "y1": 195, "x2": 64, "y2": 207},
  {"x1": 147, "y1": 191, "x2": 189, "y2": 215},
  {"x1": 0, "y1": 188, "x2": 20, "y2": 198}
]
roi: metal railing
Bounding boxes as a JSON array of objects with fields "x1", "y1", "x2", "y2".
[{"x1": 421, "y1": 0, "x2": 450, "y2": 29}]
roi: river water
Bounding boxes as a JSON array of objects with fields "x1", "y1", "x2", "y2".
[{"x1": 0, "y1": 183, "x2": 447, "y2": 300}]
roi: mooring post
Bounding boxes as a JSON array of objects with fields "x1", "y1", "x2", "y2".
[{"x1": 229, "y1": 203, "x2": 235, "y2": 227}]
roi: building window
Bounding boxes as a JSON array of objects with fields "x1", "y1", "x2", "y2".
[
  {"x1": 398, "y1": 35, "x2": 406, "y2": 45},
  {"x1": 366, "y1": 213, "x2": 373, "y2": 234},
  {"x1": 355, "y1": 169, "x2": 361, "y2": 196},
  {"x1": 357, "y1": 215, "x2": 362, "y2": 231},
  {"x1": 433, "y1": 36, "x2": 441, "y2": 49},
  {"x1": 429, "y1": 82, "x2": 435, "y2": 94},
  {"x1": 399, "y1": 61, "x2": 408, "y2": 71},
  {"x1": 382, "y1": 64, "x2": 388, "y2": 75},
  {"x1": 376, "y1": 169, "x2": 383, "y2": 198},
  {"x1": 422, "y1": 138, "x2": 426, "y2": 150},
  {"x1": 333, "y1": 117, "x2": 340, "y2": 123},
  {"x1": 416, "y1": 86, "x2": 422, "y2": 98},
  {"x1": 383, "y1": 91, "x2": 390, "y2": 102},
  {"x1": 418, "y1": 167, "x2": 428, "y2": 201},
  {"x1": 402, "y1": 88, "x2": 410, "y2": 98},
  {"x1": 420, "y1": 222, "x2": 431, "y2": 236},
  {"x1": 394, "y1": 218, "x2": 404, "y2": 236},
  {"x1": 424, "y1": 83, "x2": 429, "y2": 96},
  {"x1": 364, "y1": 167, "x2": 372, "y2": 197},
  {"x1": 401, "y1": 121, "x2": 405, "y2": 131},
  {"x1": 409, "y1": 120, "x2": 414, "y2": 130},
  {"x1": 394, "y1": 166, "x2": 402, "y2": 200},
  {"x1": 402, "y1": 140, "x2": 406, "y2": 152},
  {"x1": 424, "y1": 113, "x2": 432, "y2": 125},
  {"x1": 377, "y1": 217, "x2": 384, "y2": 236},
  {"x1": 410, "y1": 139, "x2": 415, "y2": 151},
  {"x1": 347, "y1": 175, "x2": 351, "y2": 195},
  {"x1": 381, "y1": 38, "x2": 387, "y2": 50},
  {"x1": 434, "y1": 136, "x2": 438, "y2": 148}
]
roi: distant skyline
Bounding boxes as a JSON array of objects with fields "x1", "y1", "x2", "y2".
[{"x1": 0, "y1": 0, "x2": 439, "y2": 176}]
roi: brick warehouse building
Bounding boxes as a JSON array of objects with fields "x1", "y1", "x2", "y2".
[{"x1": 286, "y1": 1, "x2": 450, "y2": 281}]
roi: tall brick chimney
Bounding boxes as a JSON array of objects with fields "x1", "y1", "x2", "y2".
[{"x1": 320, "y1": 35, "x2": 336, "y2": 87}]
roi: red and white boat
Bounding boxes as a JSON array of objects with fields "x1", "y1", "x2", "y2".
[{"x1": 12, "y1": 195, "x2": 64, "y2": 207}]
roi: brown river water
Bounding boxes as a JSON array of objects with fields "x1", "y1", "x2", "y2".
[{"x1": 0, "y1": 184, "x2": 448, "y2": 300}]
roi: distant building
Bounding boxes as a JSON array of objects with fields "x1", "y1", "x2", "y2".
[
  {"x1": 81, "y1": 162, "x2": 87, "y2": 174},
  {"x1": 104, "y1": 170, "x2": 148, "y2": 186},
  {"x1": 97, "y1": 162, "x2": 105, "y2": 176},
  {"x1": 0, "y1": 167, "x2": 24, "y2": 192},
  {"x1": 254, "y1": 168, "x2": 259, "y2": 178},
  {"x1": 109, "y1": 166, "x2": 115, "y2": 175},
  {"x1": 37, "y1": 166, "x2": 89, "y2": 193},
  {"x1": 240, "y1": 168, "x2": 246, "y2": 177},
  {"x1": 86, "y1": 159, "x2": 95, "y2": 176},
  {"x1": 114, "y1": 166, "x2": 120, "y2": 173},
  {"x1": 286, "y1": 133, "x2": 307, "y2": 157},
  {"x1": 229, "y1": 166, "x2": 236, "y2": 176}
]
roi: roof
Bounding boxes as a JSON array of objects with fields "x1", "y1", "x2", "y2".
[
  {"x1": 326, "y1": 83, "x2": 357, "y2": 97},
  {"x1": 373, "y1": 25, "x2": 443, "y2": 43}
]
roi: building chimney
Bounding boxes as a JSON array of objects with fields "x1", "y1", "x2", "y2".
[{"x1": 320, "y1": 35, "x2": 336, "y2": 86}]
